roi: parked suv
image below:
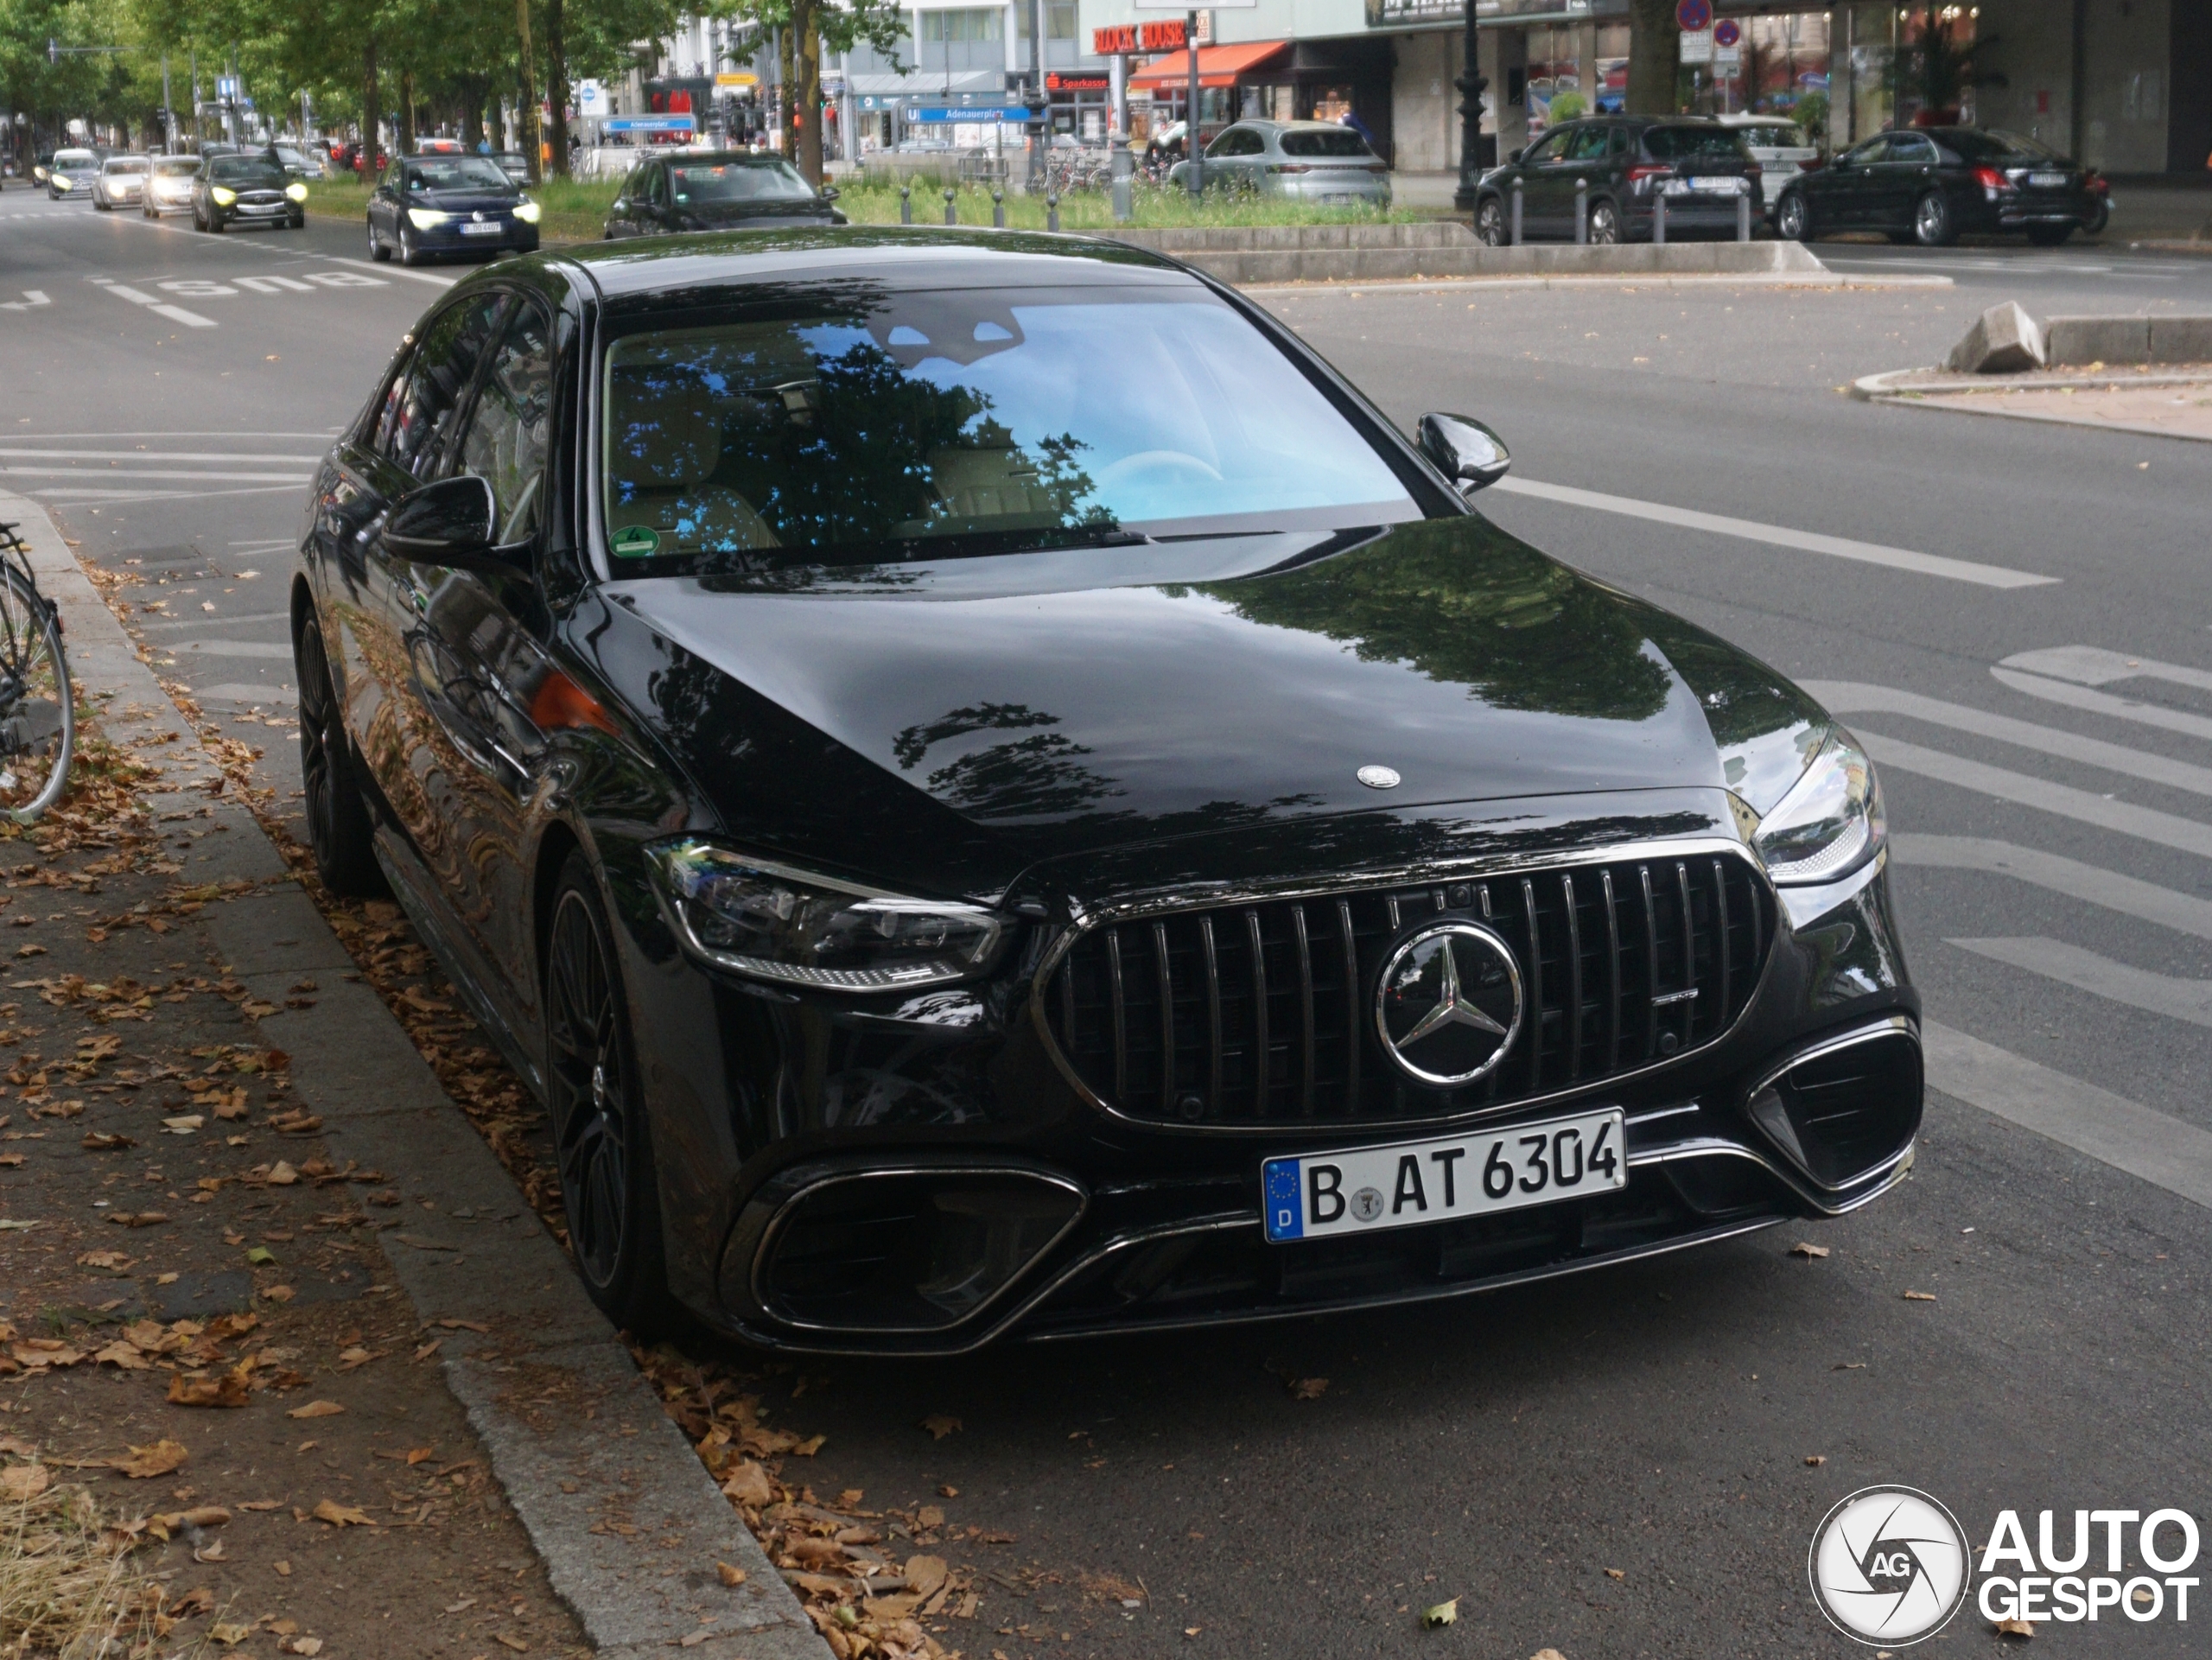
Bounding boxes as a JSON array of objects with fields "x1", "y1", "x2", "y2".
[{"x1": 1473, "y1": 117, "x2": 1761, "y2": 245}]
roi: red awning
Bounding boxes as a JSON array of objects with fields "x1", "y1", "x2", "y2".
[{"x1": 1128, "y1": 41, "x2": 1291, "y2": 92}]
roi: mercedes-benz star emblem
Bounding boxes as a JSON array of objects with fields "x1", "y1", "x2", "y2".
[
  {"x1": 1356, "y1": 765, "x2": 1401, "y2": 790},
  {"x1": 1374, "y1": 921, "x2": 1523, "y2": 1087}
]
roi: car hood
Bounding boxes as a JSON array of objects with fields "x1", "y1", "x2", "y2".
[
  {"x1": 576, "y1": 513, "x2": 1827, "y2": 899},
  {"x1": 676, "y1": 200, "x2": 840, "y2": 226},
  {"x1": 408, "y1": 188, "x2": 521, "y2": 212}
]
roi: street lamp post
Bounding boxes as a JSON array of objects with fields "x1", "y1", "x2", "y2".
[{"x1": 1451, "y1": 0, "x2": 1487, "y2": 213}]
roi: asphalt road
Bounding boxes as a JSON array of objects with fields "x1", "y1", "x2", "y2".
[
  {"x1": 1813, "y1": 240, "x2": 2212, "y2": 307},
  {"x1": 4, "y1": 190, "x2": 2209, "y2": 1657}
]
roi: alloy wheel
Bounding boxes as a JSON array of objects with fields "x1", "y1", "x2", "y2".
[
  {"x1": 1588, "y1": 202, "x2": 1619, "y2": 245},
  {"x1": 1476, "y1": 200, "x2": 1504, "y2": 246},
  {"x1": 1914, "y1": 192, "x2": 1953, "y2": 246},
  {"x1": 1778, "y1": 194, "x2": 1808, "y2": 240},
  {"x1": 547, "y1": 888, "x2": 630, "y2": 1288}
]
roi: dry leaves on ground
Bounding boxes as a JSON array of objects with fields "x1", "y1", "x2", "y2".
[
  {"x1": 1420, "y1": 1598, "x2": 1458, "y2": 1628},
  {"x1": 920, "y1": 1415, "x2": 962, "y2": 1441},
  {"x1": 1790, "y1": 1241, "x2": 1831, "y2": 1259},
  {"x1": 113, "y1": 1440, "x2": 188, "y2": 1479},
  {"x1": 310, "y1": 1498, "x2": 375, "y2": 1529},
  {"x1": 286, "y1": 1401, "x2": 346, "y2": 1421}
]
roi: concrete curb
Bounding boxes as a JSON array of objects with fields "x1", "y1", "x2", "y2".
[
  {"x1": 1847, "y1": 368, "x2": 2212, "y2": 446},
  {"x1": 1, "y1": 488, "x2": 830, "y2": 1660}
]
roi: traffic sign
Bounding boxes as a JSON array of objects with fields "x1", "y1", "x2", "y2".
[
  {"x1": 1675, "y1": 0, "x2": 1712, "y2": 32},
  {"x1": 1713, "y1": 19, "x2": 1741, "y2": 48},
  {"x1": 604, "y1": 114, "x2": 694, "y2": 133}
]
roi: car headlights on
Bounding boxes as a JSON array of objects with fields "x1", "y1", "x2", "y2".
[
  {"x1": 1752, "y1": 730, "x2": 1885, "y2": 886},
  {"x1": 406, "y1": 207, "x2": 449, "y2": 228},
  {"x1": 285, "y1": 182, "x2": 308, "y2": 202},
  {"x1": 210, "y1": 185, "x2": 237, "y2": 205},
  {"x1": 54, "y1": 178, "x2": 73, "y2": 192},
  {"x1": 645, "y1": 840, "x2": 1004, "y2": 991},
  {"x1": 512, "y1": 199, "x2": 541, "y2": 223}
]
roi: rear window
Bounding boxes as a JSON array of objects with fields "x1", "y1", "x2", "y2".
[
  {"x1": 1644, "y1": 126, "x2": 1750, "y2": 162},
  {"x1": 1940, "y1": 128, "x2": 2062, "y2": 162},
  {"x1": 1280, "y1": 130, "x2": 1374, "y2": 159},
  {"x1": 1738, "y1": 124, "x2": 1806, "y2": 148}
]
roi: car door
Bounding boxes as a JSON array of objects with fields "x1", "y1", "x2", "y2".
[
  {"x1": 1869, "y1": 133, "x2": 1937, "y2": 230},
  {"x1": 1814, "y1": 136, "x2": 1885, "y2": 226},
  {"x1": 387, "y1": 293, "x2": 563, "y2": 1025},
  {"x1": 643, "y1": 162, "x2": 677, "y2": 231},
  {"x1": 1513, "y1": 128, "x2": 1575, "y2": 233},
  {"x1": 607, "y1": 163, "x2": 646, "y2": 238}
]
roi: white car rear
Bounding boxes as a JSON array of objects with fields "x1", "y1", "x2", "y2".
[{"x1": 1717, "y1": 116, "x2": 1818, "y2": 219}]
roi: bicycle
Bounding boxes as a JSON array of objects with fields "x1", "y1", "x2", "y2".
[{"x1": 0, "y1": 520, "x2": 73, "y2": 823}]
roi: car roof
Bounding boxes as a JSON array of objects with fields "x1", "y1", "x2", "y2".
[
  {"x1": 547, "y1": 226, "x2": 1201, "y2": 304},
  {"x1": 662, "y1": 151, "x2": 801, "y2": 166}
]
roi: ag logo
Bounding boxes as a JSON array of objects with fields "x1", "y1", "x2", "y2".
[
  {"x1": 1808, "y1": 1485, "x2": 1972, "y2": 1645},
  {"x1": 1374, "y1": 921, "x2": 1522, "y2": 1087}
]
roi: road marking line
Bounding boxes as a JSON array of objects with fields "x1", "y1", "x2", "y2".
[
  {"x1": 1808, "y1": 680, "x2": 2212, "y2": 798},
  {"x1": 1892, "y1": 833, "x2": 2212, "y2": 941},
  {"x1": 0, "y1": 465, "x2": 311, "y2": 483},
  {"x1": 91, "y1": 277, "x2": 215, "y2": 328},
  {"x1": 0, "y1": 290, "x2": 49, "y2": 311},
  {"x1": 1490, "y1": 476, "x2": 2057, "y2": 588},
  {"x1": 1924, "y1": 1020, "x2": 2212, "y2": 1210},
  {"x1": 1860, "y1": 732, "x2": 2212, "y2": 860},
  {"x1": 0, "y1": 448, "x2": 325, "y2": 464},
  {"x1": 1947, "y1": 936, "x2": 2212, "y2": 1027},
  {"x1": 1991, "y1": 668, "x2": 2212, "y2": 745},
  {"x1": 236, "y1": 274, "x2": 317, "y2": 293},
  {"x1": 111, "y1": 210, "x2": 455, "y2": 287},
  {"x1": 1999, "y1": 644, "x2": 2212, "y2": 694}
]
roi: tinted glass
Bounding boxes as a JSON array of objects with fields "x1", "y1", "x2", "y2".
[
  {"x1": 379, "y1": 296, "x2": 506, "y2": 480},
  {"x1": 104, "y1": 157, "x2": 149, "y2": 174},
  {"x1": 601, "y1": 289, "x2": 1419, "y2": 568},
  {"x1": 1519, "y1": 131, "x2": 1569, "y2": 166},
  {"x1": 209, "y1": 157, "x2": 286, "y2": 187},
  {"x1": 1941, "y1": 128, "x2": 2062, "y2": 162},
  {"x1": 54, "y1": 149, "x2": 97, "y2": 167},
  {"x1": 1566, "y1": 126, "x2": 1611, "y2": 162},
  {"x1": 669, "y1": 160, "x2": 816, "y2": 202},
  {"x1": 456, "y1": 302, "x2": 555, "y2": 544},
  {"x1": 1644, "y1": 126, "x2": 1748, "y2": 162},
  {"x1": 1889, "y1": 134, "x2": 1939, "y2": 163},
  {"x1": 153, "y1": 158, "x2": 200, "y2": 176},
  {"x1": 406, "y1": 158, "x2": 512, "y2": 191},
  {"x1": 1738, "y1": 124, "x2": 1806, "y2": 147},
  {"x1": 1280, "y1": 129, "x2": 1373, "y2": 158}
]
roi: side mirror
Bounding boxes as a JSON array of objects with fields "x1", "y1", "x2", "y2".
[
  {"x1": 610, "y1": 198, "x2": 626, "y2": 212},
  {"x1": 1418, "y1": 413, "x2": 1511, "y2": 494},
  {"x1": 819, "y1": 184, "x2": 839, "y2": 201},
  {"x1": 1509, "y1": 147, "x2": 1523, "y2": 163},
  {"x1": 385, "y1": 474, "x2": 507, "y2": 570}
]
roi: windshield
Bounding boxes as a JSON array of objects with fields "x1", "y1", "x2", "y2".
[
  {"x1": 1645, "y1": 126, "x2": 1748, "y2": 161},
  {"x1": 406, "y1": 157, "x2": 512, "y2": 191},
  {"x1": 669, "y1": 160, "x2": 817, "y2": 204},
  {"x1": 1942, "y1": 128, "x2": 2063, "y2": 162},
  {"x1": 210, "y1": 157, "x2": 286, "y2": 187},
  {"x1": 104, "y1": 157, "x2": 149, "y2": 174},
  {"x1": 154, "y1": 157, "x2": 201, "y2": 176},
  {"x1": 1280, "y1": 130, "x2": 1374, "y2": 158},
  {"x1": 55, "y1": 149, "x2": 97, "y2": 168},
  {"x1": 272, "y1": 146, "x2": 308, "y2": 164},
  {"x1": 601, "y1": 288, "x2": 1421, "y2": 570}
]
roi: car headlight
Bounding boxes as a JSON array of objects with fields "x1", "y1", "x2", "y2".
[
  {"x1": 210, "y1": 186, "x2": 237, "y2": 205},
  {"x1": 285, "y1": 182, "x2": 308, "y2": 201},
  {"x1": 1752, "y1": 730, "x2": 1885, "y2": 887},
  {"x1": 645, "y1": 839, "x2": 1005, "y2": 991},
  {"x1": 54, "y1": 178, "x2": 73, "y2": 192},
  {"x1": 512, "y1": 199, "x2": 540, "y2": 223},
  {"x1": 407, "y1": 207, "x2": 449, "y2": 228}
]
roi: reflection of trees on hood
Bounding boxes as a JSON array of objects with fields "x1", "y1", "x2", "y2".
[
  {"x1": 1636, "y1": 614, "x2": 1824, "y2": 748},
  {"x1": 1199, "y1": 518, "x2": 1675, "y2": 722},
  {"x1": 892, "y1": 703, "x2": 1123, "y2": 821}
]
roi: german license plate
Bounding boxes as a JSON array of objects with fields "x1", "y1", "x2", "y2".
[
  {"x1": 1262, "y1": 1107, "x2": 1625, "y2": 1243},
  {"x1": 460, "y1": 220, "x2": 504, "y2": 235},
  {"x1": 1691, "y1": 175, "x2": 1742, "y2": 194},
  {"x1": 240, "y1": 203, "x2": 277, "y2": 214},
  {"x1": 2029, "y1": 171, "x2": 2068, "y2": 188}
]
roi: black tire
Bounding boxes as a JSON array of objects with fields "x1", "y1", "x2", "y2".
[
  {"x1": 207, "y1": 208, "x2": 225, "y2": 234},
  {"x1": 543, "y1": 851, "x2": 684, "y2": 1337},
  {"x1": 367, "y1": 217, "x2": 391, "y2": 261},
  {"x1": 2026, "y1": 223, "x2": 2073, "y2": 246},
  {"x1": 293, "y1": 611, "x2": 384, "y2": 897},
  {"x1": 397, "y1": 223, "x2": 422, "y2": 267},
  {"x1": 1776, "y1": 191, "x2": 1812, "y2": 242},
  {"x1": 2082, "y1": 200, "x2": 2109, "y2": 236},
  {"x1": 1475, "y1": 197, "x2": 1506, "y2": 246},
  {"x1": 1911, "y1": 190, "x2": 1956, "y2": 247},
  {"x1": 288, "y1": 213, "x2": 305, "y2": 231},
  {"x1": 1587, "y1": 200, "x2": 1620, "y2": 245},
  {"x1": 94, "y1": 197, "x2": 109, "y2": 211}
]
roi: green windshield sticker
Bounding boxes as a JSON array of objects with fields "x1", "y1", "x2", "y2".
[{"x1": 610, "y1": 525, "x2": 660, "y2": 557}]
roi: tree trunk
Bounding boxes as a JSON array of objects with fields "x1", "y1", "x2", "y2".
[
  {"x1": 544, "y1": 0, "x2": 570, "y2": 178},
  {"x1": 461, "y1": 77, "x2": 486, "y2": 152},
  {"x1": 778, "y1": 24, "x2": 794, "y2": 156},
  {"x1": 1625, "y1": 0, "x2": 1681, "y2": 117},
  {"x1": 515, "y1": 0, "x2": 542, "y2": 184},
  {"x1": 360, "y1": 37, "x2": 380, "y2": 176},
  {"x1": 397, "y1": 70, "x2": 416, "y2": 155},
  {"x1": 795, "y1": 0, "x2": 822, "y2": 186}
]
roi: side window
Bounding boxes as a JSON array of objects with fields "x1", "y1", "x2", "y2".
[
  {"x1": 1567, "y1": 125, "x2": 1611, "y2": 162},
  {"x1": 454, "y1": 301, "x2": 556, "y2": 546},
  {"x1": 1233, "y1": 129, "x2": 1266, "y2": 156},
  {"x1": 1608, "y1": 126, "x2": 1632, "y2": 156},
  {"x1": 1895, "y1": 135, "x2": 1938, "y2": 164},
  {"x1": 1521, "y1": 131, "x2": 1567, "y2": 166},
  {"x1": 382, "y1": 295, "x2": 507, "y2": 482},
  {"x1": 647, "y1": 166, "x2": 670, "y2": 207}
]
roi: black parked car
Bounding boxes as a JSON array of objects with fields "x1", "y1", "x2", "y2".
[
  {"x1": 603, "y1": 151, "x2": 842, "y2": 239},
  {"x1": 1776, "y1": 125, "x2": 2107, "y2": 247},
  {"x1": 194, "y1": 152, "x2": 306, "y2": 232},
  {"x1": 289, "y1": 228, "x2": 1920, "y2": 1352},
  {"x1": 367, "y1": 154, "x2": 542, "y2": 266},
  {"x1": 1473, "y1": 117, "x2": 1761, "y2": 245}
]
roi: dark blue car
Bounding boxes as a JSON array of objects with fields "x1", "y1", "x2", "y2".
[{"x1": 367, "y1": 153, "x2": 542, "y2": 267}]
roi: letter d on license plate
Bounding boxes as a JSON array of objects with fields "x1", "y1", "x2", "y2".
[{"x1": 1262, "y1": 1107, "x2": 1625, "y2": 1243}]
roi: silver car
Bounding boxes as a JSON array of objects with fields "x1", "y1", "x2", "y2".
[
  {"x1": 92, "y1": 154, "x2": 150, "y2": 209},
  {"x1": 143, "y1": 155, "x2": 202, "y2": 216},
  {"x1": 1169, "y1": 119, "x2": 1392, "y2": 207},
  {"x1": 1717, "y1": 115, "x2": 1819, "y2": 220}
]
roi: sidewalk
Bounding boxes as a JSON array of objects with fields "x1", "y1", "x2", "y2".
[{"x1": 0, "y1": 492, "x2": 823, "y2": 1660}]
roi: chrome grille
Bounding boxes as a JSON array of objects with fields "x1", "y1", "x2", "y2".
[{"x1": 1042, "y1": 852, "x2": 1770, "y2": 1128}]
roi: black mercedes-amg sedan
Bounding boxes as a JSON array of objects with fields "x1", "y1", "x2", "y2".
[
  {"x1": 290, "y1": 228, "x2": 1921, "y2": 1353},
  {"x1": 1775, "y1": 125, "x2": 2108, "y2": 247},
  {"x1": 603, "y1": 151, "x2": 842, "y2": 239}
]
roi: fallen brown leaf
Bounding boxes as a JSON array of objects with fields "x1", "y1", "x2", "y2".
[
  {"x1": 1289, "y1": 1377, "x2": 1330, "y2": 1400},
  {"x1": 719, "y1": 1460, "x2": 773, "y2": 1508},
  {"x1": 1903, "y1": 1290, "x2": 1938, "y2": 1302},
  {"x1": 1420, "y1": 1598, "x2": 1457, "y2": 1628},
  {"x1": 0, "y1": 1462, "x2": 50, "y2": 1501},
  {"x1": 494, "y1": 1635, "x2": 529, "y2": 1652},
  {"x1": 920, "y1": 1415, "x2": 962, "y2": 1440},
  {"x1": 115, "y1": 1439, "x2": 189, "y2": 1479},
  {"x1": 715, "y1": 1561, "x2": 748, "y2": 1587},
  {"x1": 286, "y1": 1401, "x2": 346, "y2": 1420},
  {"x1": 1805, "y1": 1455, "x2": 1827, "y2": 1466},
  {"x1": 1789, "y1": 1241, "x2": 1830, "y2": 1259},
  {"x1": 311, "y1": 1498, "x2": 375, "y2": 1528},
  {"x1": 1604, "y1": 1567, "x2": 1624, "y2": 1579},
  {"x1": 167, "y1": 1367, "x2": 251, "y2": 1409},
  {"x1": 267, "y1": 1161, "x2": 298, "y2": 1186},
  {"x1": 906, "y1": 1555, "x2": 949, "y2": 1599},
  {"x1": 81, "y1": 1130, "x2": 136, "y2": 1151},
  {"x1": 1996, "y1": 1616, "x2": 2035, "y2": 1637}
]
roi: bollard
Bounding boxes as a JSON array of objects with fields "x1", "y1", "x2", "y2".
[
  {"x1": 1110, "y1": 134, "x2": 1133, "y2": 224},
  {"x1": 1510, "y1": 177, "x2": 1522, "y2": 245},
  {"x1": 944, "y1": 187, "x2": 957, "y2": 226},
  {"x1": 1737, "y1": 187, "x2": 1751, "y2": 242},
  {"x1": 1047, "y1": 192, "x2": 1060, "y2": 232},
  {"x1": 899, "y1": 184, "x2": 912, "y2": 225},
  {"x1": 1654, "y1": 186, "x2": 1667, "y2": 245},
  {"x1": 1574, "y1": 178, "x2": 1589, "y2": 245},
  {"x1": 992, "y1": 187, "x2": 1005, "y2": 228}
]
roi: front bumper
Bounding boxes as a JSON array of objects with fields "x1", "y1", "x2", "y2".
[
  {"x1": 409, "y1": 216, "x2": 539, "y2": 254},
  {"x1": 610, "y1": 794, "x2": 1921, "y2": 1355}
]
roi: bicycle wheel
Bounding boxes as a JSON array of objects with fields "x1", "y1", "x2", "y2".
[{"x1": 0, "y1": 563, "x2": 73, "y2": 822}]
